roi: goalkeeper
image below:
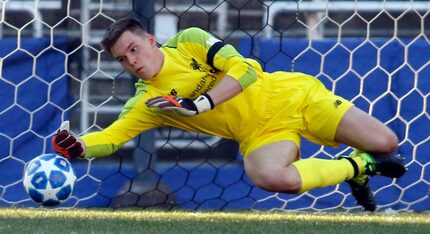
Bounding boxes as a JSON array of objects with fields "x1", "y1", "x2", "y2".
[{"x1": 52, "y1": 17, "x2": 406, "y2": 211}]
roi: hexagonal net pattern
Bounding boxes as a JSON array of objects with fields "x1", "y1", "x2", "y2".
[{"x1": 0, "y1": 0, "x2": 429, "y2": 212}]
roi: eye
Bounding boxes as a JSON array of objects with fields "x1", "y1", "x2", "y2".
[
  {"x1": 117, "y1": 57, "x2": 124, "y2": 63},
  {"x1": 131, "y1": 46, "x2": 138, "y2": 53}
]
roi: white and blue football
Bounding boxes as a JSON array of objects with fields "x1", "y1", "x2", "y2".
[{"x1": 23, "y1": 153, "x2": 76, "y2": 206}]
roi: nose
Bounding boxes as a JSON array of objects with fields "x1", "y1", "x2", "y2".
[{"x1": 126, "y1": 55, "x2": 137, "y2": 67}]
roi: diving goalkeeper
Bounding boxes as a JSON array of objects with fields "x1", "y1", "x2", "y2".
[{"x1": 52, "y1": 16, "x2": 406, "y2": 211}]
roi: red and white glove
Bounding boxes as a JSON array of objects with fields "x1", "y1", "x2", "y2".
[
  {"x1": 146, "y1": 94, "x2": 214, "y2": 116},
  {"x1": 52, "y1": 121, "x2": 85, "y2": 159}
]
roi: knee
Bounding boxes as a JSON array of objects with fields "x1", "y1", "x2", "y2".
[
  {"x1": 376, "y1": 131, "x2": 399, "y2": 155},
  {"x1": 249, "y1": 169, "x2": 301, "y2": 194}
]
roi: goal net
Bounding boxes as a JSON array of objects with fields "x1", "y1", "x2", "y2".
[{"x1": 1, "y1": 0, "x2": 429, "y2": 212}]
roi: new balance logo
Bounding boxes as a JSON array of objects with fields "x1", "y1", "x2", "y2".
[
  {"x1": 170, "y1": 89, "x2": 177, "y2": 96},
  {"x1": 334, "y1": 99, "x2": 342, "y2": 108}
]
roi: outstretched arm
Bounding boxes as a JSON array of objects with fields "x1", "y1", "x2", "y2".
[{"x1": 53, "y1": 90, "x2": 162, "y2": 158}]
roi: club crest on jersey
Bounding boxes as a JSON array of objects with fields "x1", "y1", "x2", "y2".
[
  {"x1": 190, "y1": 57, "x2": 217, "y2": 74},
  {"x1": 190, "y1": 58, "x2": 203, "y2": 71}
]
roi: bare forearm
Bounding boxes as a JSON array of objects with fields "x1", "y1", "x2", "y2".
[{"x1": 207, "y1": 75, "x2": 243, "y2": 106}]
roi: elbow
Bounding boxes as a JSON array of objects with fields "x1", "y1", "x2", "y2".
[{"x1": 238, "y1": 64, "x2": 258, "y2": 89}]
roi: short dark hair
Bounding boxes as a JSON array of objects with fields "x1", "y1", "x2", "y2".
[{"x1": 101, "y1": 16, "x2": 147, "y2": 55}]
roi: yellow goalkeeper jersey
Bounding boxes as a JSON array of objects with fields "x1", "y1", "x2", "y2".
[
  {"x1": 81, "y1": 27, "x2": 352, "y2": 158},
  {"x1": 82, "y1": 27, "x2": 266, "y2": 157}
]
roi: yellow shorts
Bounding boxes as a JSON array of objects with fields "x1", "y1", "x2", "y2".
[{"x1": 240, "y1": 72, "x2": 353, "y2": 157}]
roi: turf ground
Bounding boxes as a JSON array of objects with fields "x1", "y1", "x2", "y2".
[{"x1": 1, "y1": 208, "x2": 430, "y2": 233}]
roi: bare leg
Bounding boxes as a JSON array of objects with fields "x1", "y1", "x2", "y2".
[
  {"x1": 244, "y1": 139, "x2": 360, "y2": 194},
  {"x1": 243, "y1": 106, "x2": 401, "y2": 196},
  {"x1": 244, "y1": 140, "x2": 302, "y2": 193},
  {"x1": 335, "y1": 106, "x2": 398, "y2": 155}
]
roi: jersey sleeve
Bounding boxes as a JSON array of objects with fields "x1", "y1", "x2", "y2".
[
  {"x1": 163, "y1": 27, "x2": 261, "y2": 90},
  {"x1": 80, "y1": 82, "x2": 161, "y2": 158}
]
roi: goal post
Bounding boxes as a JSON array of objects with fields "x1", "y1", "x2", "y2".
[{"x1": 0, "y1": 0, "x2": 429, "y2": 211}]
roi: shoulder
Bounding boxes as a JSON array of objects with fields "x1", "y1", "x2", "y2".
[
  {"x1": 163, "y1": 27, "x2": 217, "y2": 49},
  {"x1": 134, "y1": 80, "x2": 149, "y2": 94},
  {"x1": 120, "y1": 81, "x2": 149, "y2": 115},
  {"x1": 178, "y1": 27, "x2": 210, "y2": 37}
]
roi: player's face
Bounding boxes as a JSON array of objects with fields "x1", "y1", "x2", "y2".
[{"x1": 110, "y1": 30, "x2": 164, "y2": 80}]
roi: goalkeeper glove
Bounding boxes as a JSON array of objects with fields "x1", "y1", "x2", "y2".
[
  {"x1": 52, "y1": 121, "x2": 85, "y2": 159},
  {"x1": 146, "y1": 94, "x2": 214, "y2": 116}
]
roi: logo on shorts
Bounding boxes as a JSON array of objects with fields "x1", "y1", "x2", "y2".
[
  {"x1": 170, "y1": 89, "x2": 177, "y2": 96},
  {"x1": 334, "y1": 99, "x2": 342, "y2": 108}
]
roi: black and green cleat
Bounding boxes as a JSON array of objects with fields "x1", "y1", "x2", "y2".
[
  {"x1": 360, "y1": 153, "x2": 407, "y2": 178},
  {"x1": 347, "y1": 176, "x2": 376, "y2": 211},
  {"x1": 340, "y1": 151, "x2": 407, "y2": 211}
]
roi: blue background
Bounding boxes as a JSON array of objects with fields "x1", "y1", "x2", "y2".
[{"x1": 1, "y1": 37, "x2": 429, "y2": 211}]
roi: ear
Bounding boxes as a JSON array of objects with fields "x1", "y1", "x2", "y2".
[{"x1": 145, "y1": 34, "x2": 157, "y2": 47}]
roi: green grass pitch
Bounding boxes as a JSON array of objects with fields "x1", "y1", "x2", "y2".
[{"x1": 0, "y1": 208, "x2": 429, "y2": 233}]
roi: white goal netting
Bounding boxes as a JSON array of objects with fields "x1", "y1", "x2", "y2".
[{"x1": 0, "y1": 0, "x2": 429, "y2": 212}]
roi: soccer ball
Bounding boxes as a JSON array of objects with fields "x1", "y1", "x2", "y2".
[{"x1": 23, "y1": 153, "x2": 76, "y2": 206}]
